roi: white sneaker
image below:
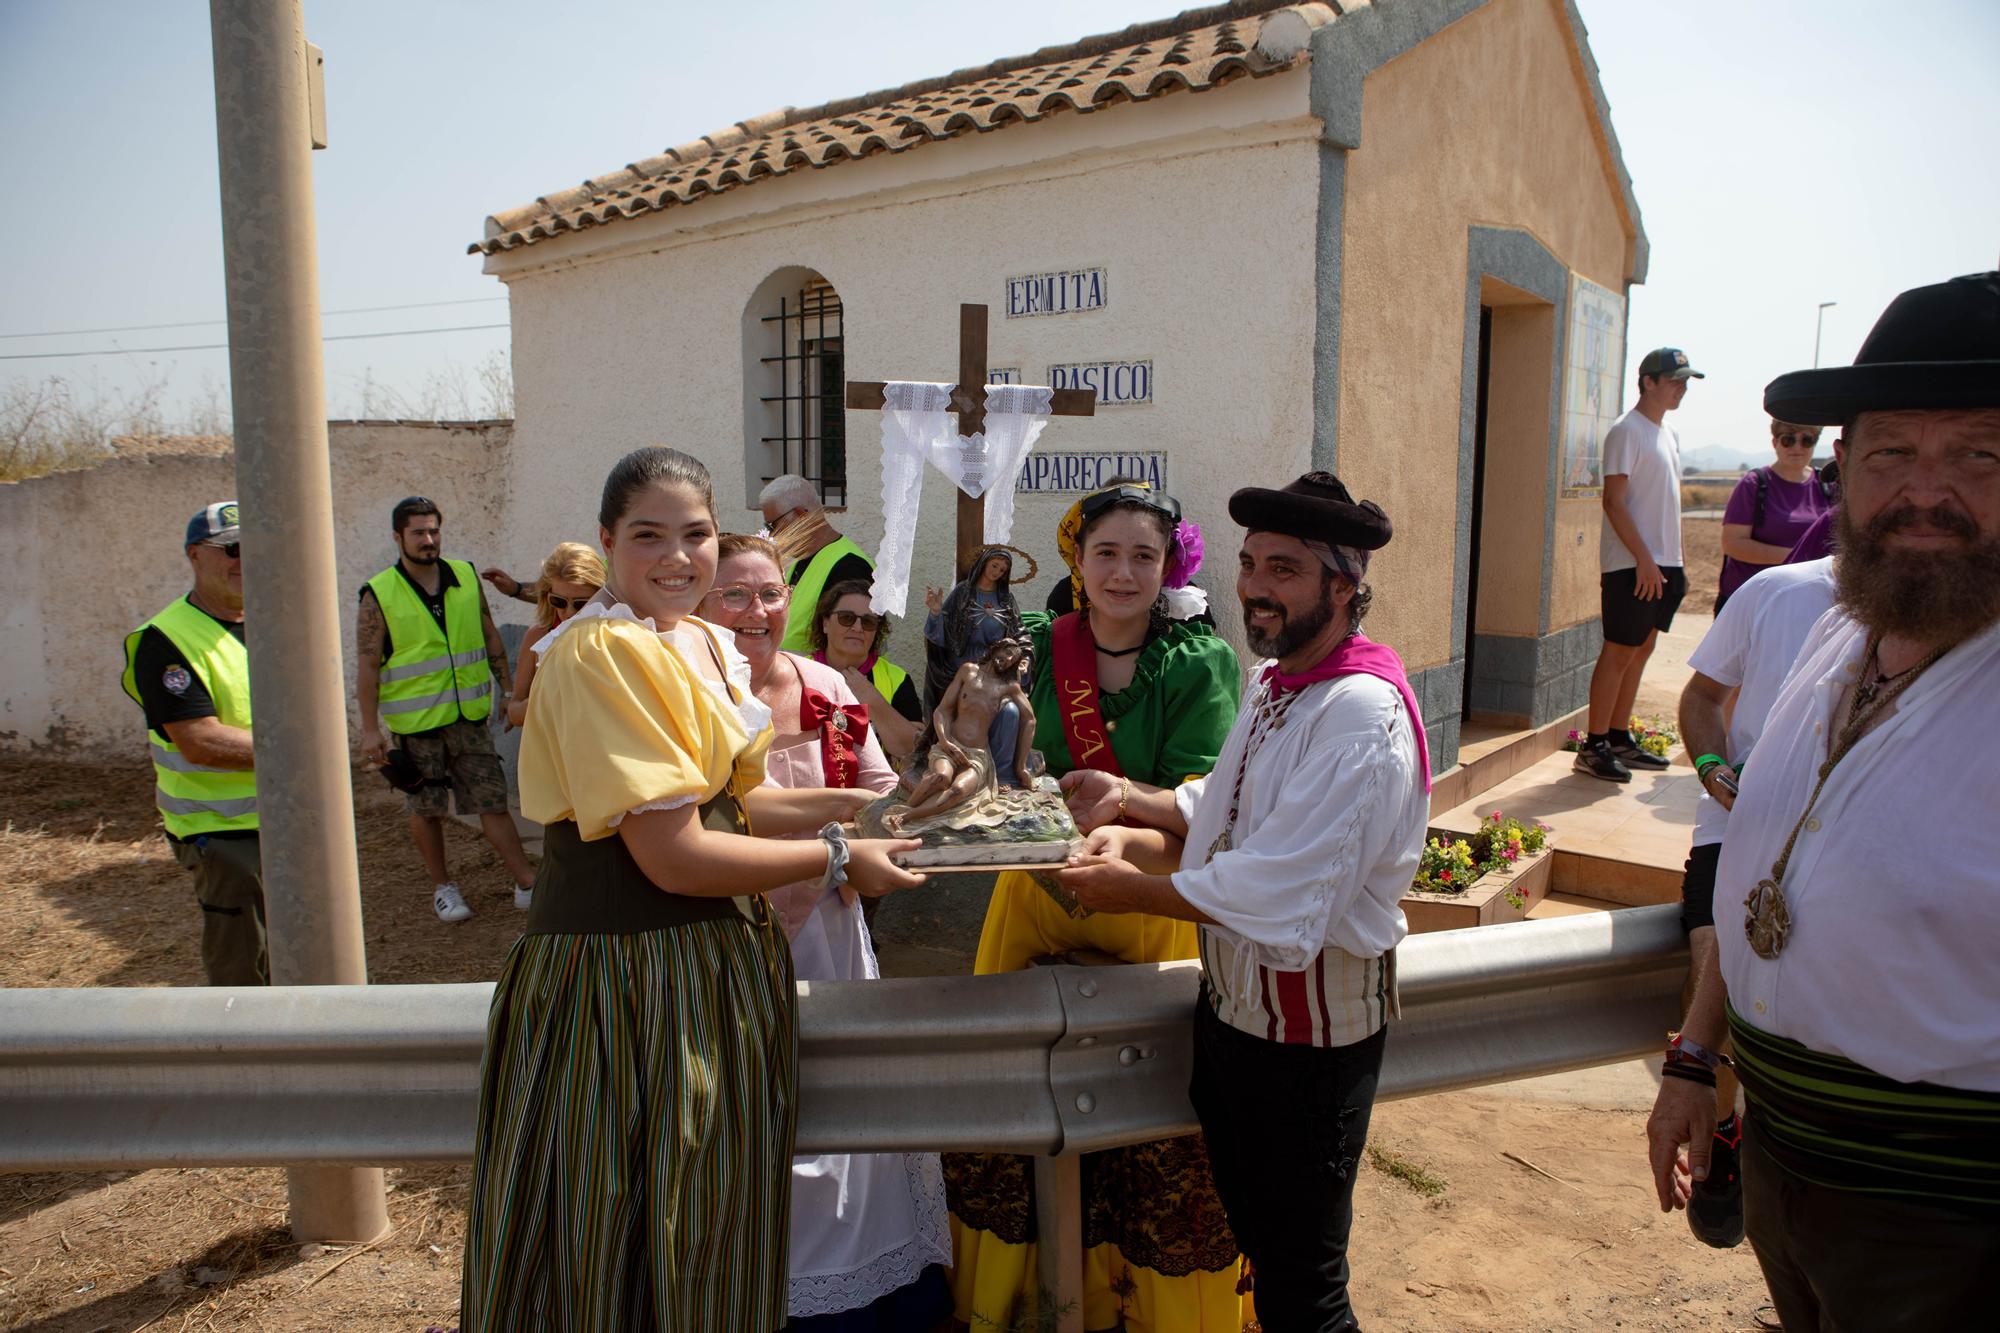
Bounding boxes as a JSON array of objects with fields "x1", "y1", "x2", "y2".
[
  {"x1": 512, "y1": 884, "x2": 533, "y2": 911},
  {"x1": 433, "y1": 882, "x2": 473, "y2": 923}
]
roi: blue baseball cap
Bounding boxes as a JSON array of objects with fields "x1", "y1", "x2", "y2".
[
  {"x1": 185, "y1": 500, "x2": 241, "y2": 547},
  {"x1": 1638, "y1": 347, "x2": 1704, "y2": 380}
]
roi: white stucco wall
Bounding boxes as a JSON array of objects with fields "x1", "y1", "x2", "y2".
[
  {"x1": 0, "y1": 422, "x2": 511, "y2": 754},
  {"x1": 486, "y1": 72, "x2": 1322, "y2": 670}
]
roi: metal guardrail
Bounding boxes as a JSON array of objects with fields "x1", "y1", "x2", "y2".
[{"x1": 0, "y1": 906, "x2": 1686, "y2": 1171}]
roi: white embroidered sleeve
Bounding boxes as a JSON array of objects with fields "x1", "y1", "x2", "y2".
[{"x1": 1173, "y1": 733, "x2": 1396, "y2": 970}]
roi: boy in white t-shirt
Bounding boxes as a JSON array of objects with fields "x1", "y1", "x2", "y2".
[{"x1": 1576, "y1": 347, "x2": 1703, "y2": 782}]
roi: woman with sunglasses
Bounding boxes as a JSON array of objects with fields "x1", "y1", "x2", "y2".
[
  {"x1": 700, "y1": 534, "x2": 954, "y2": 1331},
  {"x1": 947, "y1": 484, "x2": 1246, "y2": 1333},
  {"x1": 809, "y1": 579, "x2": 923, "y2": 763},
  {"x1": 502, "y1": 541, "x2": 605, "y2": 729},
  {"x1": 1715, "y1": 419, "x2": 1835, "y2": 613}
]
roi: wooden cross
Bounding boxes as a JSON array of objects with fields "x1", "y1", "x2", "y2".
[{"x1": 846, "y1": 302, "x2": 1096, "y2": 578}]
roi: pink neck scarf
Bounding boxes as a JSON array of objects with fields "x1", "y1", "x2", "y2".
[{"x1": 1260, "y1": 633, "x2": 1431, "y2": 791}]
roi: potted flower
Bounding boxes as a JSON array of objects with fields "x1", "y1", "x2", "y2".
[{"x1": 1400, "y1": 810, "x2": 1557, "y2": 933}]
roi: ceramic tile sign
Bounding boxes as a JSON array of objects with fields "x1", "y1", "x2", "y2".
[
  {"x1": 1016, "y1": 449, "x2": 1168, "y2": 494},
  {"x1": 1560, "y1": 274, "x2": 1626, "y2": 496},
  {"x1": 1005, "y1": 267, "x2": 1106, "y2": 318},
  {"x1": 1049, "y1": 359, "x2": 1152, "y2": 407},
  {"x1": 987, "y1": 367, "x2": 1022, "y2": 385}
]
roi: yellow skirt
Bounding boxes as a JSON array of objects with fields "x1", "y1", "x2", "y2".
[{"x1": 947, "y1": 871, "x2": 1250, "y2": 1333}]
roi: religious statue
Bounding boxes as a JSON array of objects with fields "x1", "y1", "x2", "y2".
[
  {"x1": 921, "y1": 544, "x2": 1035, "y2": 714},
  {"x1": 861, "y1": 634, "x2": 1078, "y2": 868}
]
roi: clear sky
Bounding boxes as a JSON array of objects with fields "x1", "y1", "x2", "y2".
[{"x1": 2, "y1": 0, "x2": 1995, "y2": 458}]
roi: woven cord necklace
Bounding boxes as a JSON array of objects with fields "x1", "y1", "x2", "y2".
[{"x1": 1744, "y1": 634, "x2": 1952, "y2": 959}]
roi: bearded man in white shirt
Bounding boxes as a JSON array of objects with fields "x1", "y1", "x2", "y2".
[
  {"x1": 1057, "y1": 471, "x2": 1429, "y2": 1333},
  {"x1": 1646, "y1": 272, "x2": 2000, "y2": 1331}
]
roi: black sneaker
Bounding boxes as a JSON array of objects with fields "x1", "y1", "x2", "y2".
[
  {"x1": 1572, "y1": 739, "x2": 1632, "y2": 783},
  {"x1": 1689, "y1": 1113, "x2": 1745, "y2": 1248},
  {"x1": 1610, "y1": 737, "x2": 1670, "y2": 771}
]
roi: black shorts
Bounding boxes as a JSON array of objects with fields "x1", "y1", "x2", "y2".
[
  {"x1": 1600, "y1": 565, "x2": 1687, "y2": 646},
  {"x1": 1679, "y1": 840, "x2": 1721, "y2": 935}
]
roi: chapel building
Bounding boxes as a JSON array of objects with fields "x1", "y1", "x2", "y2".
[{"x1": 473, "y1": 0, "x2": 1647, "y2": 770}]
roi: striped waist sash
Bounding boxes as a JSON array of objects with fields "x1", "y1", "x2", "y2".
[
  {"x1": 1727, "y1": 1005, "x2": 2000, "y2": 1218},
  {"x1": 1198, "y1": 928, "x2": 1396, "y2": 1047}
]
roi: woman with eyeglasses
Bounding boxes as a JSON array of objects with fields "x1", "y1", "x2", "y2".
[
  {"x1": 1715, "y1": 419, "x2": 1835, "y2": 613},
  {"x1": 460, "y1": 449, "x2": 925, "y2": 1332},
  {"x1": 809, "y1": 578, "x2": 924, "y2": 763},
  {"x1": 501, "y1": 541, "x2": 605, "y2": 729},
  {"x1": 946, "y1": 484, "x2": 1247, "y2": 1333},
  {"x1": 699, "y1": 533, "x2": 955, "y2": 1330}
]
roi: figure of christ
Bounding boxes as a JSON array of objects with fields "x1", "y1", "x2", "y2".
[{"x1": 893, "y1": 637, "x2": 1038, "y2": 830}]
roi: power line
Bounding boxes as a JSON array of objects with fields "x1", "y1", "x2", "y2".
[
  {"x1": 0, "y1": 322, "x2": 510, "y2": 363},
  {"x1": 0, "y1": 296, "x2": 508, "y2": 342}
]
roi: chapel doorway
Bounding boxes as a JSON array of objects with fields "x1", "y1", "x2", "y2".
[
  {"x1": 1461, "y1": 306, "x2": 1493, "y2": 720},
  {"x1": 1459, "y1": 273, "x2": 1560, "y2": 729}
]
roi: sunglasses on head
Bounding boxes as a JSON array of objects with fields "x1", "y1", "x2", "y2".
[
  {"x1": 1079, "y1": 484, "x2": 1181, "y2": 524},
  {"x1": 205, "y1": 540, "x2": 241, "y2": 559},
  {"x1": 708, "y1": 584, "x2": 791, "y2": 612},
  {"x1": 830, "y1": 609, "x2": 883, "y2": 633},
  {"x1": 547, "y1": 592, "x2": 595, "y2": 611}
]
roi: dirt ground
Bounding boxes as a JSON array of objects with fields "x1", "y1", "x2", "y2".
[
  {"x1": 1680, "y1": 516, "x2": 1724, "y2": 618},
  {"x1": 1, "y1": 639, "x2": 1770, "y2": 1330}
]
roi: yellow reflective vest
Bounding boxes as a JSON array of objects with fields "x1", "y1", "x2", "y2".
[
  {"x1": 366, "y1": 559, "x2": 494, "y2": 733},
  {"x1": 782, "y1": 536, "x2": 871, "y2": 653},
  {"x1": 871, "y1": 656, "x2": 910, "y2": 713},
  {"x1": 121, "y1": 596, "x2": 258, "y2": 838}
]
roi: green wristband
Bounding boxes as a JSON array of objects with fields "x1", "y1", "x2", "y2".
[{"x1": 1693, "y1": 753, "x2": 1725, "y2": 776}]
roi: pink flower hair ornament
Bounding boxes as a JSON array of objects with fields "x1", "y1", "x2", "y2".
[{"x1": 1164, "y1": 518, "x2": 1204, "y2": 590}]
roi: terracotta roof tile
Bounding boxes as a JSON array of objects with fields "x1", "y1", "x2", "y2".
[{"x1": 474, "y1": 2, "x2": 1341, "y2": 256}]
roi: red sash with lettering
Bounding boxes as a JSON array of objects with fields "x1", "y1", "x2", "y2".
[
  {"x1": 800, "y1": 686, "x2": 870, "y2": 789},
  {"x1": 1049, "y1": 612, "x2": 1124, "y2": 777}
]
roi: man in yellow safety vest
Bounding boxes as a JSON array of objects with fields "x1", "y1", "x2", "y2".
[
  {"x1": 122, "y1": 501, "x2": 266, "y2": 986},
  {"x1": 355, "y1": 496, "x2": 536, "y2": 923},
  {"x1": 760, "y1": 473, "x2": 874, "y2": 652}
]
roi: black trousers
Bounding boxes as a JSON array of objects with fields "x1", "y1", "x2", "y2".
[
  {"x1": 1188, "y1": 998, "x2": 1387, "y2": 1333},
  {"x1": 1743, "y1": 1116, "x2": 2000, "y2": 1331}
]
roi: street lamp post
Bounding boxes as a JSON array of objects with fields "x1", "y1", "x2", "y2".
[{"x1": 1814, "y1": 301, "x2": 1837, "y2": 368}]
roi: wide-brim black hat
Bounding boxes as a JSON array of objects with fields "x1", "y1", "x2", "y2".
[
  {"x1": 1765, "y1": 271, "x2": 2000, "y2": 426},
  {"x1": 1229, "y1": 471, "x2": 1392, "y2": 550}
]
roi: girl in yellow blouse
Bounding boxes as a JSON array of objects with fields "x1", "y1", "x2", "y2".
[{"x1": 459, "y1": 448, "x2": 922, "y2": 1333}]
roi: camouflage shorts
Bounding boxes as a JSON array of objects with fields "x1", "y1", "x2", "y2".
[{"x1": 400, "y1": 718, "x2": 510, "y2": 817}]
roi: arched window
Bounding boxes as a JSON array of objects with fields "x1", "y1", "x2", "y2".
[{"x1": 742, "y1": 267, "x2": 845, "y2": 508}]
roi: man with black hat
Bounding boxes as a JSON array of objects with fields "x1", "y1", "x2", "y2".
[
  {"x1": 1577, "y1": 346, "x2": 1704, "y2": 782},
  {"x1": 1057, "y1": 472, "x2": 1429, "y2": 1331},
  {"x1": 1645, "y1": 272, "x2": 2000, "y2": 1329},
  {"x1": 121, "y1": 501, "x2": 267, "y2": 986}
]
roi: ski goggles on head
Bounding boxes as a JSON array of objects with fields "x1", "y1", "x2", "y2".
[{"x1": 1077, "y1": 485, "x2": 1181, "y2": 525}]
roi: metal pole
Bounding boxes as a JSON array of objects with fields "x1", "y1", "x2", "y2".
[
  {"x1": 1814, "y1": 300, "x2": 1837, "y2": 368},
  {"x1": 208, "y1": 0, "x2": 388, "y2": 1244}
]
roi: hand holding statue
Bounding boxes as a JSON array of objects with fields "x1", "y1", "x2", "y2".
[{"x1": 1060, "y1": 769, "x2": 1126, "y2": 831}]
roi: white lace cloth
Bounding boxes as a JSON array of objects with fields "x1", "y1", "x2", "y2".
[
  {"x1": 869, "y1": 380, "x2": 1053, "y2": 617},
  {"x1": 535, "y1": 602, "x2": 772, "y2": 825}
]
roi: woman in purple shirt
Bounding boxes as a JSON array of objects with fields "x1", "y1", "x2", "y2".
[{"x1": 1716, "y1": 419, "x2": 1834, "y2": 612}]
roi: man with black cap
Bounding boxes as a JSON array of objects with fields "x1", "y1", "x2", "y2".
[
  {"x1": 121, "y1": 501, "x2": 267, "y2": 986},
  {"x1": 1057, "y1": 472, "x2": 1429, "y2": 1332},
  {"x1": 1645, "y1": 272, "x2": 2000, "y2": 1329},
  {"x1": 1577, "y1": 346, "x2": 1704, "y2": 782}
]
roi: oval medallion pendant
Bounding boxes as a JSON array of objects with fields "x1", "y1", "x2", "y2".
[{"x1": 1744, "y1": 878, "x2": 1792, "y2": 960}]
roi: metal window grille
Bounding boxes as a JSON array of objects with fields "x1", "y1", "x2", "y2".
[{"x1": 760, "y1": 280, "x2": 846, "y2": 507}]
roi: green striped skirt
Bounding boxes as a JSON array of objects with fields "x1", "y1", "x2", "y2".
[{"x1": 460, "y1": 915, "x2": 798, "y2": 1331}]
